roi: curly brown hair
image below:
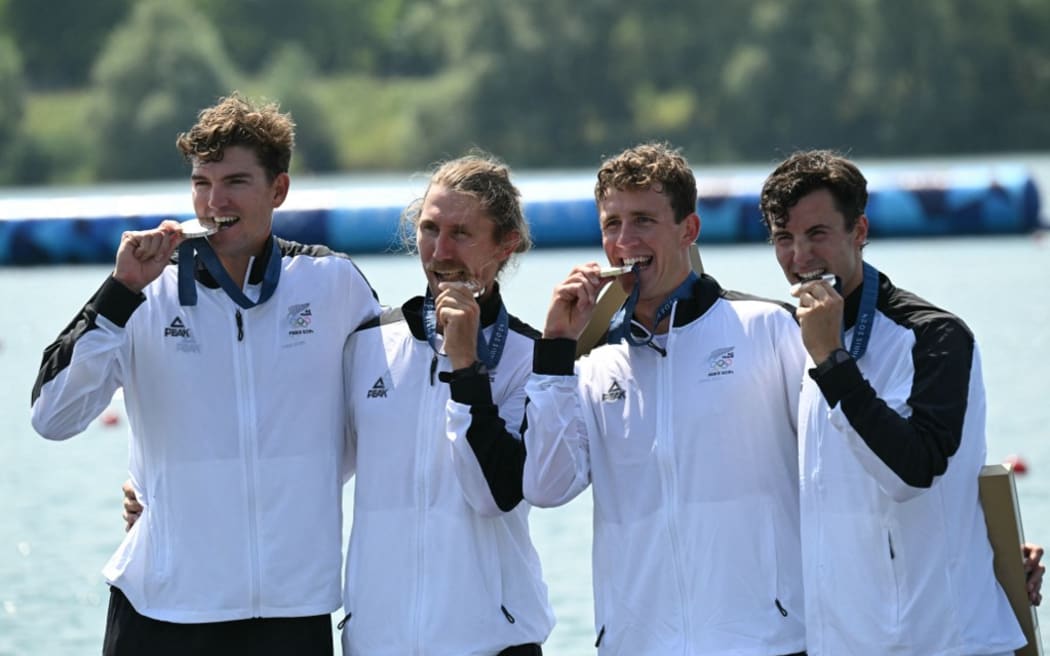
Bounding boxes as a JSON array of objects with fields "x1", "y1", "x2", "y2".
[
  {"x1": 175, "y1": 93, "x2": 295, "y2": 181},
  {"x1": 401, "y1": 151, "x2": 532, "y2": 265},
  {"x1": 759, "y1": 150, "x2": 868, "y2": 234},
  {"x1": 594, "y1": 142, "x2": 697, "y2": 223}
]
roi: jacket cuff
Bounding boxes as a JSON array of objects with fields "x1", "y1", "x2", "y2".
[
  {"x1": 94, "y1": 276, "x2": 146, "y2": 327},
  {"x1": 533, "y1": 338, "x2": 576, "y2": 375},
  {"x1": 809, "y1": 357, "x2": 864, "y2": 407},
  {"x1": 448, "y1": 370, "x2": 494, "y2": 406}
]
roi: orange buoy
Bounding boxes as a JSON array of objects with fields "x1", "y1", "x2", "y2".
[
  {"x1": 101, "y1": 411, "x2": 120, "y2": 427},
  {"x1": 1004, "y1": 454, "x2": 1029, "y2": 475}
]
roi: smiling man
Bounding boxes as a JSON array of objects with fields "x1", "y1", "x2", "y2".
[
  {"x1": 30, "y1": 94, "x2": 381, "y2": 655},
  {"x1": 522, "y1": 142, "x2": 808, "y2": 655},
  {"x1": 338, "y1": 154, "x2": 554, "y2": 655},
  {"x1": 760, "y1": 149, "x2": 1026, "y2": 656}
]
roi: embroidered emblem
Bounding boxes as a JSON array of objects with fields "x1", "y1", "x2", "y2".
[
  {"x1": 367, "y1": 377, "x2": 388, "y2": 399},
  {"x1": 287, "y1": 303, "x2": 315, "y2": 336},
  {"x1": 602, "y1": 380, "x2": 626, "y2": 402},
  {"x1": 706, "y1": 346, "x2": 735, "y2": 377},
  {"x1": 164, "y1": 317, "x2": 200, "y2": 353},
  {"x1": 164, "y1": 317, "x2": 191, "y2": 338}
]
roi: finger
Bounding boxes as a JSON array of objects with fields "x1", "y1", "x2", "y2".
[
  {"x1": 135, "y1": 228, "x2": 181, "y2": 258},
  {"x1": 793, "y1": 288, "x2": 813, "y2": 305},
  {"x1": 437, "y1": 306, "x2": 464, "y2": 328},
  {"x1": 436, "y1": 282, "x2": 478, "y2": 306},
  {"x1": 122, "y1": 509, "x2": 141, "y2": 521},
  {"x1": 131, "y1": 233, "x2": 162, "y2": 260}
]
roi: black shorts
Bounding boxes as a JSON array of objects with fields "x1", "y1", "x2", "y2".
[{"x1": 103, "y1": 586, "x2": 333, "y2": 656}]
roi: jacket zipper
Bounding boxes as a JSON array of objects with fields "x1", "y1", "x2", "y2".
[
  {"x1": 500, "y1": 605, "x2": 516, "y2": 623},
  {"x1": 232, "y1": 306, "x2": 261, "y2": 614},
  {"x1": 655, "y1": 321, "x2": 692, "y2": 646},
  {"x1": 413, "y1": 361, "x2": 439, "y2": 654},
  {"x1": 336, "y1": 612, "x2": 352, "y2": 630}
]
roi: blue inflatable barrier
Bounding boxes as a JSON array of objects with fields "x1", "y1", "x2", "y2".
[{"x1": 0, "y1": 164, "x2": 1040, "y2": 265}]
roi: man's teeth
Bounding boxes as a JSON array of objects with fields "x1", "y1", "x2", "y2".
[
  {"x1": 797, "y1": 270, "x2": 827, "y2": 281},
  {"x1": 435, "y1": 272, "x2": 467, "y2": 281},
  {"x1": 623, "y1": 256, "x2": 651, "y2": 266}
]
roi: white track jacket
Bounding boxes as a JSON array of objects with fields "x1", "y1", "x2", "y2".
[
  {"x1": 31, "y1": 238, "x2": 380, "y2": 623},
  {"x1": 340, "y1": 291, "x2": 554, "y2": 655},
  {"x1": 524, "y1": 275, "x2": 807, "y2": 656},
  {"x1": 798, "y1": 270, "x2": 1024, "y2": 655}
]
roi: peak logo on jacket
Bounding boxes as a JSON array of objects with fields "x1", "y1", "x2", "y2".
[
  {"x1": 367, "y1": 372, "x2": 393, "y2": 399},
  {"x1": 602, "y1": 380, "x2": 626, "y2": 402},
  {"x1": 164, "y1": 317, "x2": 200, "y2": 353},
  {"x1": 164, "y1": 317, "x2": 190, "y2": 338},
  {"x1": 706, "y1": 346, "x2": 735, "y2": 377},
  {"x1": 286, "y1": 303, "x2": 314, "y2": 336}
]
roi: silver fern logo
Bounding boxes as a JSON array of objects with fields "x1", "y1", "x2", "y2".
[
  {"x1": 706, "y1": 346, "x2": 735, "y2": 377},
  {"x1": 286, "y1": 303, "x2": 314, "y2": 336}
]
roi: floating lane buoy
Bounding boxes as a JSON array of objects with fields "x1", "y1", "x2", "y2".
[
  {"x1": 1004, "y1": 454, "x2": 1029, "y2": 475},
  {"x1": 101, "y1": 411, "x2": 120, "y2": 427}
]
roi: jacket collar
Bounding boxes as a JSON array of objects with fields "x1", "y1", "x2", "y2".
[
  {"x1": 191, "y1": 234, "x2": 278, "y2": 289},
  {"x1": 402, "y1": 281, "x2": 506, "y2": 341},
  {"x1": 669, "y1": 273, "x2": 724, "y2": 327}
]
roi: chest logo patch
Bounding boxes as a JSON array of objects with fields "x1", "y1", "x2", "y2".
[
  {"x1": 706, "y1": 346, "x2": 735, "y2": 377},
  {"x1": 602, "y1": 380, "x2": 626, "y2": 402},
  {"x1": 165, "y1": 316, "x2": 200, "y2": 353},
  {"x1": 367, "y1": 372, "x2": 393, "y2": 399},
  {"x1": 287, "y1": 303, "x2": 315, "y2": 336}
]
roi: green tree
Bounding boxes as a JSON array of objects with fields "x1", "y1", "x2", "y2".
[
  {"x1": 710, "y1": 0, "x2": 873, "y2": 160},
  {"x1": 398, "y1": 0, "x2": 632, "y2": 166},
  {"x1": 0, "y1": 31, "x2": 64, "y2": 186},
  {"x1": 866, "y1": 0, "x2": 1050, "y2": 154},
  {"x1": 6, "y1": 0, "x2": 131, "y2": 88},
  {"x1": 257, "y1": 44, "x2": 338, "y2": 173},
  {"x1": 0, "y1": 35, "x2": 24, "y2": 149},
  {"x1": 188, "y1": 0, "x2": 408, "y2": 75},
  {"x1": 88, "y1": 0, "x2": 238, "y2": 181}
]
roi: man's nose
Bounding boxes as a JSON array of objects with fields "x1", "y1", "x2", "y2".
[
  {"x1": 791, "y1": 239, "x2": 812, "y2": 267},
  {"x1": 433, "y1": 231, "x2": 456, "y2": 259},
  {"x1": 614, "y1": 223, "x2": 639, "y2": 248},
  {"x1": 207, "y1": 186, "x2": 228, "y2": 211}
]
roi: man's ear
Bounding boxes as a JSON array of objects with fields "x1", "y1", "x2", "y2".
[
  {"x1": 272, "y1": 172, "x2": 291, "y2": 208},
  {"x1": 853, "y1": 214, "x2": 869, "y2": 248},
  {"x1": 681, "y1": 212, "x2": 700, "y2": 246},
  {"x1": 500, "y1": 230, "x2": 521, "y2": 260}
]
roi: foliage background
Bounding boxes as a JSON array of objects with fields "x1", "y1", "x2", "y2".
[{"x1": 1, "y1": 0, "x2": 1048, "y2": 185}]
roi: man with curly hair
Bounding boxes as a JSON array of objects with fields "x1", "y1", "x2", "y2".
[
  {"x1": 523, "y1": 142, "x2": 808, "y2": 655},
  {"x1": 31, "y1": 94, "x2": 381, "y2": 655}
]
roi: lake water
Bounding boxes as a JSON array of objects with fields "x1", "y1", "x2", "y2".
[
  {"x1": 1, "y1": 236, "x2": 1048, "y2": 655},
  {"x1": 2, "y1": 153, "x2": 1050, "y2": 655}
]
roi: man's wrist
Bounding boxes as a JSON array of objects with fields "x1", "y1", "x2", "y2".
[
  {"x1": 811, "y1": 348, "x2": 852, "y2": 378},
  {"x1": 438, "y1": 360, "x2": 488, "y2": 384}
]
